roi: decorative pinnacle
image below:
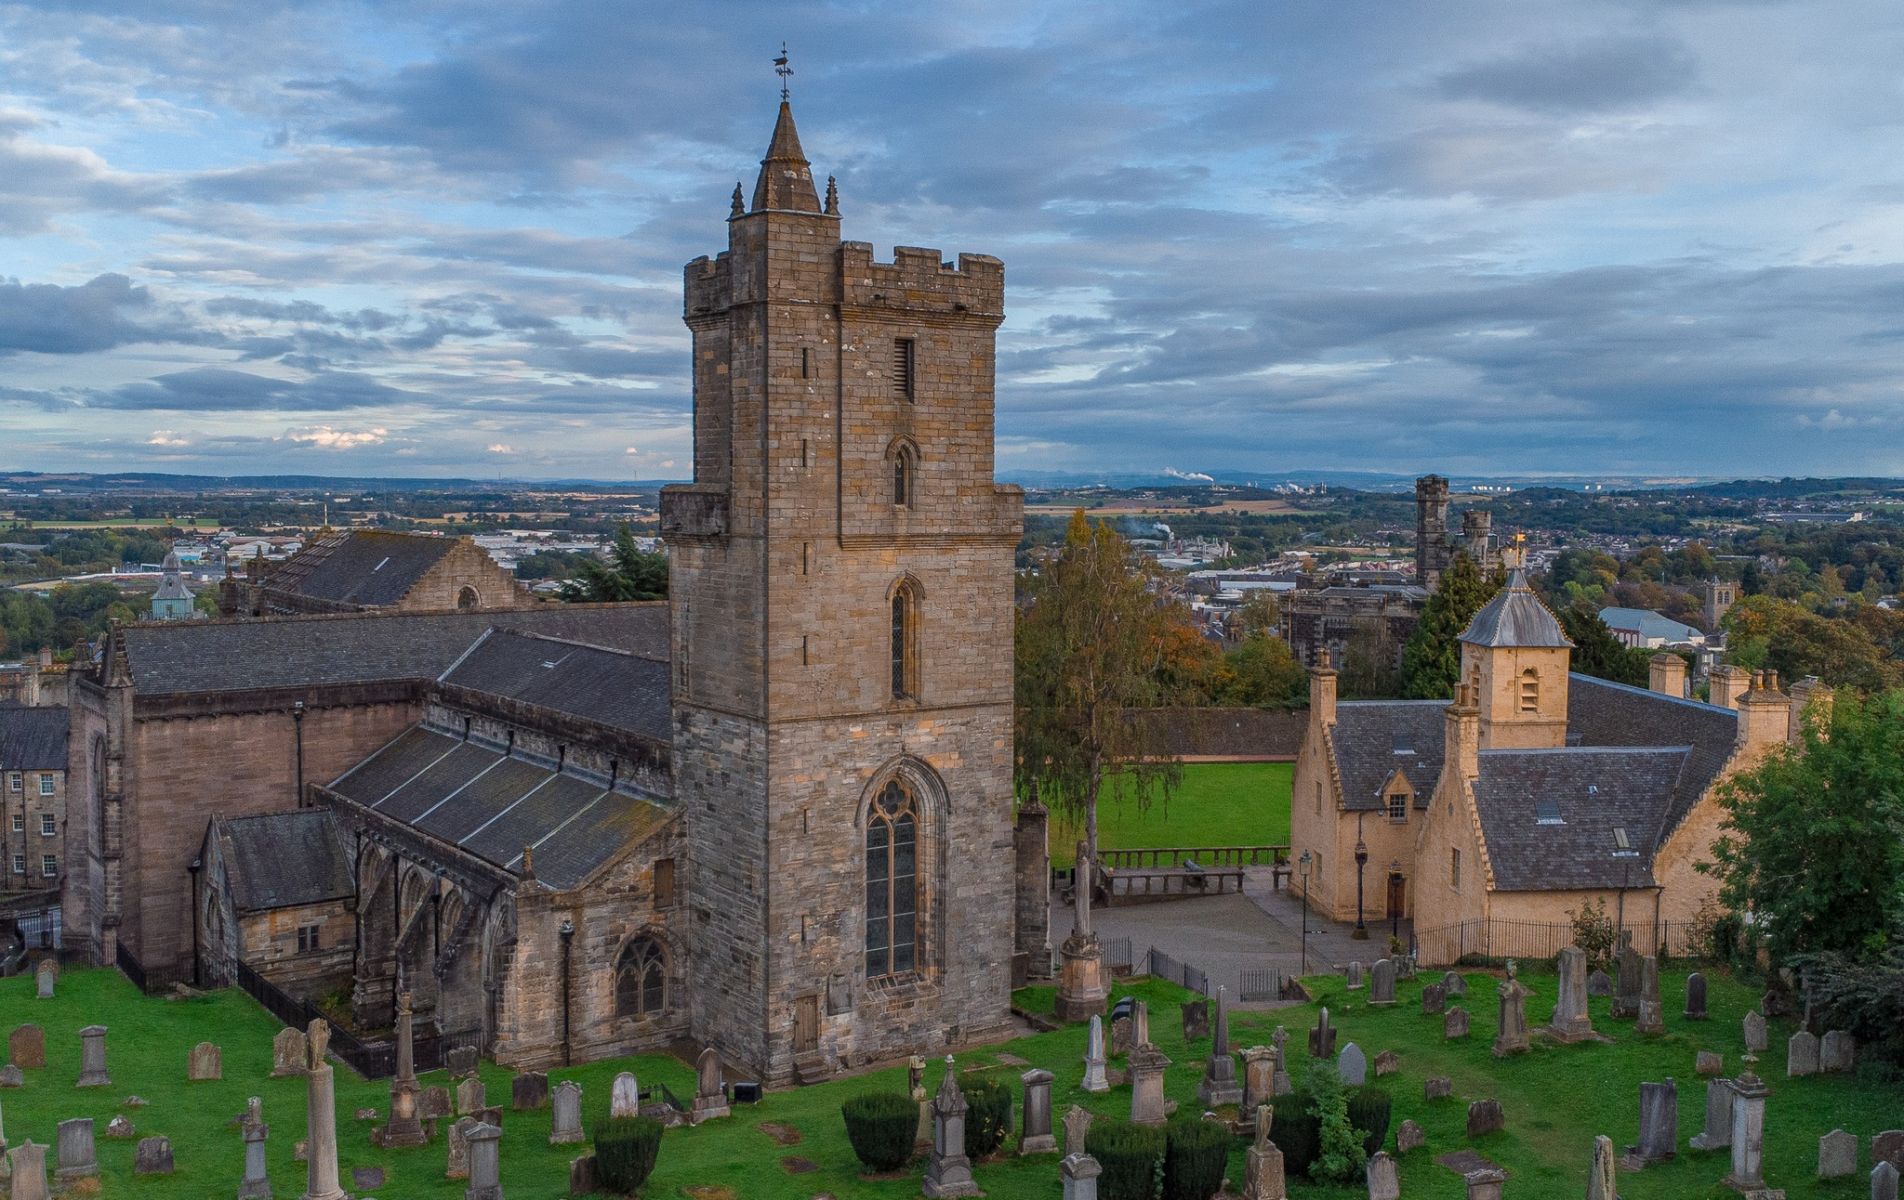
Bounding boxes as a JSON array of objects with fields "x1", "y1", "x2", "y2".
[
  {"x1": 730, "y1": 182, "x2": 744, "y2": 218},
  {"x1": 774, "y1": 42, "x2": 793, "y2": 102},
  {"x1": 824, "y1": 174, "x2": 839, "y2": 216}
]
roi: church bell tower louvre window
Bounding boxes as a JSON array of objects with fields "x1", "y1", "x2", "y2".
[
  {"x1": 892, "y1": 338, "x2": 916, "y2": 401},
  {"x1": 864, "y1": 778, "x2": 920, "y2": 980},
  {"x1": 1519, "y1": 667, "x2": 1539, "y2": 713}
]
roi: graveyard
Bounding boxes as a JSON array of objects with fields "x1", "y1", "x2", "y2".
[{"x1": 2, "y1": 954, "x2": 1899, "y2": 1199}]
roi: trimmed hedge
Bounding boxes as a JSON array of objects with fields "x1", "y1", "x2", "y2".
[
  {"x1": 1268, "y1": 1091, "x2": 1319, "y2": 1178},
  {"x1": 1349, "y1": 1086, "x2": 1393, "y2": 1159},
  {"x1": 1087, "y1": 1119, "x2": 1167, "y2": 1200},
  {"x1": 594, "y1": 1115, "x2": 663, "y2": 1195},
  {"x1": 1162, "y1": 1117, "x2": 1231, "y2": 1200},
  {"x1": 962, "y1": 1073, "x2": 1013, "y2": 1159},
  {"x1": 841, "y1": 1092, "x2": 920, "y2": 1173}
]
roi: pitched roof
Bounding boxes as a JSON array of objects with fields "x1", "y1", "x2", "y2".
[
  {"x1": 439, "y1": 629, "x2": 671, "y2": 743},
  {"x1": 0, "y1": 704, "x2": 68, "y2": 770},
  {"x1": 1329, "y1": 701, "x2": 1451, "y2": 811},
  {"x1": 213, "y1": 809, "x2": 353, "y2": 911},
  {"x1": 1564, "y1": 675, "x2": 1737, "y2": 835},
  {"x1": 1460, "y1": 569, "x2": 1572, "y2": 649},
  {"x1": 263, "y1": 530, "x2": 457, "y2": 607},
  {"x1": 326, "y1": 724, "x2": 672, "y2": 890},
  {"x1": 1598, "y1": 607, "x2": 1702, "y2": 643},
  {"x1": 1471, "y1": 747, "x2": 1685, "y2": 890},
  {"x1": 118, "y1": 604, "x2": 667, "y2": 697}
]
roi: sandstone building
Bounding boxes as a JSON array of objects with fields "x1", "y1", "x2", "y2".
[
  {"x1": 237, "y1": 529, "x2": 535, "y2": 616},
  {"x1": 1, "y1": 703, "x2": 68, "y2": 952}
]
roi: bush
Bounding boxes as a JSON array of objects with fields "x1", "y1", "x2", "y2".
[
  {"x1": 1086, "y1": 1119, "x2": 1166, "y2": 1200},
  {"x1": 1304, "y1": 1058, "x2": 1367, "y2": 1184},
  {"x1": 1267, "y1": 1091, "x2": 1319, "y2": 1178},
  {"x1": 961, "y1": 1072, "x2": 1013, "y2": 1159},
  {"x1": 841, "y1": 1092, "x2": 919, "y2": 1173},
  {"x1": 593, "y1": 1115, "x2": 663, "y2": 1195},
  {"x1": 1161, "y1": 1117, "x2": 1231, "y2": 1200},
  {"x1": 1348, "y1": 1086, "x2": 1392, "y2": 1159},
  {"x1": 1567, "y1": 897, "x2": 1617, "y2": 971}
]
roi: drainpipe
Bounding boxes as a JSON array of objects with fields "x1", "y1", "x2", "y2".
[
  {"x1": 558, "y1": 918, "x2": 575, "y2": 1066},
  {"x1": 188, "y1": 855, "x2": 203, "y2": 987},
  {"x1": 292, "y1": 701, "x2": 306, "y2": 808}
]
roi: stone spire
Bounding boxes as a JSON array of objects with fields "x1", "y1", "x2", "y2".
[{"x1": 750, "y1": 101, "x2": 823, "y2": 214}]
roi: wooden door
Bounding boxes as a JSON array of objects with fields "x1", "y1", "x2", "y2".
[
  {"x1": 793, "y1": 994, "x2": 820, "y2": 1053},
  {"x1": 1386, "y1": 872, "x2": 1406, "y2": 919}
]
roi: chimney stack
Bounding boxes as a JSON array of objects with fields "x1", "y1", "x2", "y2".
[{"x1": 1648, "y1": 652, "x2": 1688, "y2": 699}]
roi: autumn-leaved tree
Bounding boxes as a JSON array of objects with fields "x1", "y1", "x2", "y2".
[
  {"x1": 1398, "y1": 552, "x2": 1498, "y2": 699},
  {"x1": 1015, "y1": 511, "x2": 1183, "y2": 864},
  {"x1": 559, "y1": 524, "x2": 668, "y2": 602}
]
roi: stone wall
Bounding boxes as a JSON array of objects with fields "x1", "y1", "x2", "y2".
[
  {"x1": 404, "y1": 540, "x2": 538, "y2": 612},
  {"x1": 2, "y1": 762, "x2": 64, "y2": 896}
]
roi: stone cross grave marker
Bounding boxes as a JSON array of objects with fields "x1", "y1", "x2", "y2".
[{"x1": 1271, "y1": 1025, "x2": 1292, "y2": 1095}]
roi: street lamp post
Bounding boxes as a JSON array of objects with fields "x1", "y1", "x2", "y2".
[
  {"x1": 1352, "y1": 815, "x2": 1369, "y2": 941},
  {"x1": 1389, "y1": 860, "x2": 1403, "y2": 943},
  {"x1": 1297, "y1": 850, "x2": 1313, "y2": 977}
]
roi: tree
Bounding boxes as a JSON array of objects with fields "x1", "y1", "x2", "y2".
[
  {"x1": 1723, "y1": 594, "x2": 1902, "y2": 692},
  {"x1": 1398, "y1": 552, "x2": 1497, "y2": 699},
  {"x1": 1220, "y1": 632, "x2": 1308, "y2": 708},
  {"x1": 1234, "y1": 590, "x2": 1280, "y2": 640},
  {"x1": 1557, "y1": 604, "x2": 1652, "y2": 688},
  {"x1": 1015, "y1": 511, "x2": 1183, "y2": 862},
  {"x1": 559, "y1": 525, "x2": 668, "y2": 602},
  {"x1": 1702, "y1": 689, "x2": 1904, "y2": 964},
  {"x1": 1338, "y1": 617, "x2": 1400, "y2": 699}
]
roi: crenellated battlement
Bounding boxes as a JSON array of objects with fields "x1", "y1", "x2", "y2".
[
  {"x1": 684, "y1": 252, "x2": 733, "y2": 317},
  {"x1": 840, "y1": 241, "x2": 1003, "y2": 318}
]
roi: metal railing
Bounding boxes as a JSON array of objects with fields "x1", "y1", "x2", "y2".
[
  {"x1": 1097, "y1": 845, "x2": 1289, "y2": 870},
  {"x1": 1414, "y1": 918, "x2": 1709, "y2": 967},
  {"x1": 1239, "y1": 969, "x2": 1280, "y2": 1002},
  {"x1": 1103, "y1": 937, "x2": 1133, "y2": 975},
  {"x1": 231, "y1": 960, "x2": 481, "y2": 1080},
  {"x1": 115, "y1": 939, "x2": 149, "y2": 992}
]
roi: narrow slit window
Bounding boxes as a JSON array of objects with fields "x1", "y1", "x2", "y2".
[
  {"x1": 892, "y1": 338, "x2": 916, "y2": 400},
  {"x1": 890, "y1": 581, "x2": 919, "y2": 700}
]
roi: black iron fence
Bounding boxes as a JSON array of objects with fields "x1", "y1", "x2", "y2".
[
  {"x1": 1103, "y1": 937, "x2": 1133, "y2": 975},
  {"x1": 231, "y1": 959, "x2": 480, "y2": 1080},
  {"x1": 1239, "y1": 969, "x2": 1280, "y2": 1002},
  {"x1": 1415, "y1": 918, "x2": 1708, "y2": 967},
  {"x1": 1144, "y1": 946, "x2": 1215, "y2": 997},
  {"x1": 115, "y1": 939, "x2": 149, "y2": 992}
]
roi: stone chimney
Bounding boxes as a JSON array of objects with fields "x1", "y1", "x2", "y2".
[
  {"x1": 1444, "y1": 682, "x2": 1481, "y2": 785},
  {"x1": 1648, "y1": 652, "x2": 1688, "y2": 699},
  {"x1": 1734, "y1": 671, "x2": 1792, "y2": 759},
  {"x1": 1786, "y1": 676, "x2": 1832, "y2": 744},
  {"x1": 1709, "y1": 664, "x2": 1750, "y2": 710},
  {"x1": 1309, "y1": 647, "x2": 1338, "y2": 729}
]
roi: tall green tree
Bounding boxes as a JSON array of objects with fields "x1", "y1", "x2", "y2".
[
  {"x1": 1557, "y1": 604, "x2": 1653, "y2": 688},
  {"x1": 1220, "y1": 632, "x2": 1308, "y2": 708},
  {"x1": 559, "y1": 525, "x2": 668, "y2": 602},
  {"x1": 1015, "y1": 511, "x2": 1183, "y2": 862},
  {"x1": 1398, "y1": 552, "x2": 1497, "y2": 699},
  {"x1": 1703, "y1": 689, "x2": 1904, "y2": 963}
]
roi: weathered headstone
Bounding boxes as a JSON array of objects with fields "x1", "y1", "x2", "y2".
[
  {"x1": 302, "y1": 1019, "x2": 345, "y2": 1200},
  {"x1": 691, "y1": 1048, "x2": 729, "y2": 1125},
  {"x1": 610, "y1": 1071, "x2": 639, "y2": 1118},
  {"x1": 1684, "y1": 971, "x2": 1709, "y2": 1020},
  {"x1": 1425, "y1": 1076, "x2": 1452, "y2": 1100},
  {"x1": 1466, "y1": 1166, "x2": 1506, "y2": 1200},
  {"x1": 510, "y1": 1070, "x2": 549, "y2": 1112},
  {"x1": 188, "y1": 1041, "x2": 221, "y2": 1081},
  {"x1": 1019, "y1": 1069, "x2": 1057, "y2": 1154},
  {"x1": 1820, "y1": 1129, "x2": 1858, "y2": 1179},
  {"x1": 1271, "y1": 1026, "x2": 1293, "y2": 1095},
  {"x1": 1181, "y1": 999, "x2": 1209, "y2": 1041},
  {"x1": 1788, "y1": 1030, "x2": 1820, "y2": 1077},
  {"x1": 1694, "y1": 1049, "x2": 1723, "y2": 1077},
  {"x1": 464, "y1": 1121, "x2": 502, "y2": 1200},
  {"x1": 1062, "y1": 1151, "x2": 1104, "y2": 1200},
  {"x1": 1396, "y1": 1119, "x2": 1424, "y2": 1153},
  {"x1": 568, "y1": 1151, "x2": 598, "y2": 1197},
  {"x1": 1822, "y1": 1029, "x2": 1857, "y2": 1073},
  {"x1": 446, "y1": 1046, "x2": 478, "y2": 1078},
  {"x1": 1466, "y1": 1098, "x2": 1504, "y2": 1139},
  {"x1": 420, "y1": 1084, "x2": 452, "y2": 1121},
  {"x1": 1587, "y1": 968, "x2": 1613, "y2": 997},
  {"x1": 1443, "y1": 970, "x2": 1466, "y2": 997},
  {"x1": 1689, "y1": 1077, "x2": 1733, "y2": 1151},
  {"x1": 34, "y1": 960, "x2": 55, "y2": 1000},
  {"x1": 55, "y1": 1118, "x2": 96, "y2": 1181},
  {"x1": 1346, "y1": 961, "x2": 1364, "y2": 990},
  {"x1": 1241, "y1": 1046, "x2": 1274, "y2": 1120},
  {"x1": 1062, "y1": 1105, "x2": 1093, "y2": 1158},
  {"x1": 1422, "y1": 983, "x2": 1447, "y2": 1015},
  {"x1": 1197, "y1": 987, "x2": 1241, "y2": 1106},
  {"x1": 6, "y1": 1140, "x2": 47, "y2": 1200},
  {"x1": 446, "y1": 1116, "x2": 475, "y2": 1180},
  {"x1": 1370, "y1": 958, "x2": 1396, "y2": 1006},
  {"x1": 1132, "y1": 1000, "x2": 1151, "y2": 1050},
  {"x1": 1444, "y1": 1006, "x2": 1470, "y2": 1040},
  {"x1": 238, "y1": 1096, "x2": 271, "y2": 1200},
  {"x1": 923, "y1": 1057, "x2": 979, "y2": 1197},
  {"x1": 1743, "y1": 1010, "x2": 1768, "y2": 1057},
  {"x1": 457, "y1": 1073, "x2": 488, "y2": 1116},
  {"x1": 1492, "y1": 972, "x2": 1530, "y2": 1057},
  {"x1": 8, "y1": 1026, "x2": 44, "y2": 1070},
  {"x1": 75, "y1": 1024, "x2": 110, "y2": 1088},
  {"x1": 1374, "y1": 1049, "x2": 1400, "y2": 1077},
  {"x1": 1308, "y1": 1007, "x2": 1337, "y2": 1058},
  {"x1": 270, "y1": 1027, "x2": 306, "y2": 1077},
  {"x1": 1337, "y1": 1042, "x2": 1366, "y2": 1087},
  {"x1": 1110, "y1": 1015, "x2": 1132, "y2": 1058},
  {"x1": 1873, "y1": 1131, "x2": 1904, "y2": 1171},
  {"x1": 134, "y1": 1136, "x2": 174, "y2": 1175},
  {"x1": 1632, "y1": 1079, "x2": 1677, "y2": 1164},
  {"x1": 1612, "y1": 944, "x2": 1642, "y2": 1019},
  {"x1": 1588, "y1": 1134, "x2": 1617, "y2": 1200},
  {"x1": 1081, "y1": 1015, "x2": 1109, "y2": 1093},
  {"x1": 1242, "y1": 1104, "x2": 1283, "y2": 1200},
  {"x1": 1366, "y1": 1150, "x2": 1400, "y2": 1200},
  {"x1": 0, "y1": 1063, "x2": 21, "y2": 1087},
  {"x1": 1635, "y1": 954, "x2": 1666, "y2": 1035},
  {"x1": 1549, "y1": 947, "x2": 1594, "y2": 1041},
  {"x1": 1128, "y1": 1044, "x2": 1172, "y2": 1128},
  {"x1": 1875, "y1": 1161, "x2": 1902, "y2": 1200},
  {"x1": 549, "y1": 1080, "x2": 584, "y2": 1145},
  {"x1": 352, "y1": 1165, "x2": 385, "y2": 1191},
  {"x1": 1725, "y1": 1072, "x2": 1772, "y2": 1192},
  {"x1": 104, "y1": 1114, "x2": 135, "y2": 1139}
]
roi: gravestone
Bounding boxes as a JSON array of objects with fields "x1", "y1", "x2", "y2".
[
  {"x1": 1587, "y1": 969, "x2": 1613, "y2": 997},
  {"x1": 1337, "y1": 1043, "x2": 1366, "y2": 1087},
  {"x1": 1425, "y1": 1076, "x2": 1452, "y2": 1100},
  {"x1": 1588, "y1": 1134, "x2": 1617, "y2": 1200},
  {"x1": 271, "y1": 1027, "x2": 306, "y2": 1077},
  {"x1": 923, "y1": 1057, "x2": 979, "y2": 1197},
  {"x1": 1822, "y1": 1030, "x2": 1857, "y2": 1073},
  {"x1": 1081, "y1": 1015, "x2": 1109, "y2": 1093},
  {"x1": 1271, "y1": 1026, "x2": 1293, "y2": 1095},
  {"x1": 352, "y1": 1165, "x2": 385, "y2": 1190},
  {"x1": 1366, "y1": 1150, "x2": 1399, "y2": 1200},
  {"x1": 610, "y1": 1071, "x2": 639, "y2": 1119},
  {"x1": 1443, "y1": 970, "x2": 1466, "y2": 997},
  {"x1": 1876, "y1": 1161, "x2": 1902, "y2": 1200},
  {"x1": 691, "y1": 1048, "x2": 730, "y2": 1125},
  {"x1": 1181, "y1": 999, "x2": 1209, "y2": 1041},
  {"x1": 1788, "y1": 1031, "x2": 1820, "y2": 1077},
  {"x1": 1632, "y1": 1079, "x2": 1677, "y2": 1164},
  {"x1": 34, "y1": 960, "x2": 55, "y2": 1000},
  {"x1": 1684, "y1": 971, "x2": 1709, "y2": 1020},
  {"x1": 7, "y1": 1140, "x2": 47, "y2": 1200},
  {"x1": 134, "y1": 1136, "x2": 173, "y2": 1175},
  {"x1": 238, "y1": 1096, "x2": 271, "y2": 1200},
  {"x1": 1308, "y1": 1007, "x2": 1337, "y2": 1058},
  {"x1": 1128, "y1": 1045, "x2": 1172, "y2": 1128},
  {"x1": 568, "y1": 1152, "x2": 598, "y2": 1197},
  {"x1": 1374, "y1": 1050, "x2": 1400, "y2": 1077},
  {"x1": 0, "y1": 1064, "x2": 21, "y2": 1087},
  {"x1": 1613, "y1": 945, "x2": 1642, "y2": 1019},
  {"x1": 1063, "y1": 1105, "x2": 1093, "y2": 1158},
  {"x1": 421, "y1": 1085, "x2": 452, "y2": 1121},
  {"x1": 1820, "y1": 1129, "x2": 1858, "y2": 1179},
  {"x1": 9, "y1": 1025, "x2": 44, "y2": 1070},
  {"x1": 550, "y1": 1080, "x2": 585, "y2": 1145},
  {"x1": 1110, "y1": 1015, "x2": 1132, "y2": 1058},
  {"x1": 1873, "y1": 1131, "x2": 1904, "y2": 1170},
  {"x1": 1132, "y1": 1000, "x2": 1151, "y2": 1050},
  {"x1": 1197, "y1": 987, "x2": 1241, "y2": 1106},
  {"x1": 1696, "y1": 1050, "x2": 1723, "y2": 1076},
  {"x1": 75, "y1": 1024, "x2": 110, "y2": 1088},
  {"x1": 456, "y1": 1074, "x2": 487, "y2": 1115},
  {"x1": 1466, "y1": 1166, "x2": 1506, "y2": 1200},
  {"x1": 1242, "y1": 1104, "x2": 1283, "y2": 1200},
  {"x1": 301, "y1": 1019, "x2": 345, "y2": 1200},
  {"x1": 1492, "y1": 972, "x2": 1530, "y2": 1057},
  {"x1": 1689, "y1": 1077, "x2": 1732, "y2": 1151},
  {"x1": 1725, "y1": 1072, "x2": 1772, "y2": 1192},
  {"x1": 464, "y1": 1122, "x2": 502, "y2": 1200},
  {"x1": 1549, "y1": 947, "x2": 1594, "y2": 1041},
  {"x1": 1242, "y1": 1047, "x2": 1274, "y2": 1117},
  {"x1": 1444, "y1": 1007, "x2": 1470, "y2": 1040},
  {"x1": 1396, "y1": 1119, "x2": 1425, "y2": 1153},
  {"x1": 1062, "y1": 1151, "x2": 1104, "y2": 1200},
  {"x1": 188, "y1": 1041, "x2": 221, "y2": 1081},
  {"x1": 1347, "y1": 961, "x2": 1363, "y2": 990},
  {"x1": 1743, "y1": 1010, "x2": 1768, "y2": 1057},
  {"x1": 1019, "y1": 1069, "x2": 1057, "y2": 1154},
  {"x1": 1422, "y1": 983, "x2": 1447, "y2": 1015},
  {"x1": 1635, "y1": 955, "x2": 1666, "y2": 1035},
  {"x1": 104, "y1": 1114, "x2": 134, "y2": 1139},
  {"x1": 55, "y1": 1117, "x2": 96, "y2": 1180},
  {"x1": 1370, "y1": 958, "x2": 1396, "y2": 1006},
  {"x1": 1466, "y1": 1099, "x2": 1504, "y2": 1139},
  {"x1": 446, "y1": 1046, "x2": 478, "y2": 1079},
  {"x1": 511, "y1": 1070, "x2": 548, "y2": 1111},
  {"x1": 446, "y1": 1117, "x2": 475, "y2": 1180}
]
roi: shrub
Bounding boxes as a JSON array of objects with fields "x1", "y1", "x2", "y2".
[
  {"x1": 1267, "y1": 1091, "x2": 1319, "y2": 1178},
  {"x1": 1348, "y1": 1086, "x2": 1392, "y2": 1159},
  {"x1": 1086, "y1": 1118, "x2": 1166, "y2": 1200},
  {"x1": 1304, "y1": 1058, "x2": 1367, "y2": 1184},
  {"x1": 593, "y1": 1115, "x2": 663, "y2": 1195},
  {"x1": 961, "y1": 1073, "x2": 1013, "y2": 1159},
  {"x1": 1161, "y1": 1117, "x2": 1231, "y2": 1200},
  {"x1": 841, "y1": 1092, "x2": 919, "y2": 1173},
  {"x1": 1567, "y1": 897, "x2": 1617, "y2": 971}
]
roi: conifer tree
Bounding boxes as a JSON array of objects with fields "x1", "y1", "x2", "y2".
[{"x1": 1399, "y1": 551, "x2": 1496, "y2": 699}]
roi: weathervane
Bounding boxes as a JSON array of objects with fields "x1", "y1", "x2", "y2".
[{"x1": 774, "y1": 42, "x2": 793, "y2": 102}]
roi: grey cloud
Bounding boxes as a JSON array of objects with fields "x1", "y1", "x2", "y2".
[
  {"x1": 1436, "y1": 35, "x2": 1699, "y2": 114},
  {"x1": 90, "y1": 367, "x2": 419, "y2": 411},
  {"x1": 0, "y1": 274, "x2": 198, "y2": 355}
]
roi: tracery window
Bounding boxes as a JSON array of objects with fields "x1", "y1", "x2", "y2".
[
  {"x1": 865, "y1": 779, "x2": 919, "y2": 979},
  {"x1": 615, "y1": 936, "x2": 669, "y2": 1018}
]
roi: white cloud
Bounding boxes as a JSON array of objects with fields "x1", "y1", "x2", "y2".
[
  {"x1": 486, "y1": 442, "x2": 515, "y2": 454},
  {"x1": 287, "y1": 424, "x2": 388, "y2": 449},
  {"x1": 145, "y1": 429, "x2": 189, "y2": 446}
]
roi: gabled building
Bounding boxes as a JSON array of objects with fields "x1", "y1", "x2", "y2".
[
  {"x1": 198, "y1": 809, "x2": 355, "y2": 995},
  {"x1": 239, "y1": 529, "x2": 534, "y2": 616}
]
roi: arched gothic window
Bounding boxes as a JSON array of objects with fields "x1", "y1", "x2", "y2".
[
  {"x1": 457, "y1": 586, "x2": 480, "y2": 610},
  {"x1": 1519, "y1": 667, "x2": 1539, "y2": 713},
  {"x1": 890, "y1": 580, "x2": 919, "y2": 700},
  {"x1": 892, "y1": 443, "x2": 915, "y2": 508},
  {"x1": 865, "y1": 780, "x2": 919, "y2": 979},
  {"x1": 615, "y1": 936, "x2": 669, "y2": 1018}
]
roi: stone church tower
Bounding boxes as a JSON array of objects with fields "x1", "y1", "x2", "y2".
[{"x1": 661, "y1": 102, "x2": 1024, "y2": 1084}]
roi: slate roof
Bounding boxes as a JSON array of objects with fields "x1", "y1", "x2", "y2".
[
  {"x1": 327, "y1": 724, "x2": 671, "y2": 890},
  {"x1": 213, "y1": 809, "x2": 354, "y2": 912},
  {"x1": 0, "y1": 704, "x2": 68, "y2": 770},
  {"x1": 264, "y1": 530, "x2": 457, "y2": 607},
  {"x1": 440, "y1": 630, "x2": 671, "y2": 743},
  {"x1": 1471, "y1": 747, "x2": 1685, "y2": 890},
  {"x1": 1329, "y1": 701, "x2": 1450, "y2": 811},
  {"x1": 1564, "y1": 675, "x2": 1738, "y2": 834},
  {"x1": 118, "y1": 604, "x2": 667, "y2": 697},
  {"x1": 1460, "y1": 569, "x2": 1572, "y2": 649},
  {"x1": 1599, "y1": 607, "x2": 1702, "y2": 644}
]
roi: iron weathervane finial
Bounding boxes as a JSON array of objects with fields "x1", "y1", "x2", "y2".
[{"x1": 774, "y1": 42, "x2": 793, "y2": 102}]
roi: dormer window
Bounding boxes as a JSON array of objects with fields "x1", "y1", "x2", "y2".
[{"x1": 1387, "y1": 793, "x2": 1407, "y2": 823}]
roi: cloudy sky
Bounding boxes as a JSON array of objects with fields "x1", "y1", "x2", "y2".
[{"x1": 4, "y1": 1, "x2": 1903, "y2": 481}]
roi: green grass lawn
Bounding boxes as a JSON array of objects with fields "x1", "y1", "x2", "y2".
[
  {"x1": 1, "y1": 962, "x2": 1895, "y2": 1198},
  {"x1": 1049, "y1": 761, "x2": 1293, "y2": 867}
]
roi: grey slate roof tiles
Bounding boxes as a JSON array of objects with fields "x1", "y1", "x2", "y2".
[
  {"x1": 266, "y1": 530, "x2": 456, "y2": 607},
  {"x1": 439, "y1": 628, "x2": 672, "y2": 743},
  {"x1": 215, "y1": 809, "x2": 354, "y2": 912},
  {"x1": 1459, "y1": 569, "x2": 1573, "y2": 649},
  {"x1": 1471, "y1": 747, "x2": 1685, "y2": 890},
  {"x1": 1330, "y1": 701, "x2": 1449, "y2": 811},
  {"x1": 0, "y1": 704, "x2": 69, "y2": 771}
]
